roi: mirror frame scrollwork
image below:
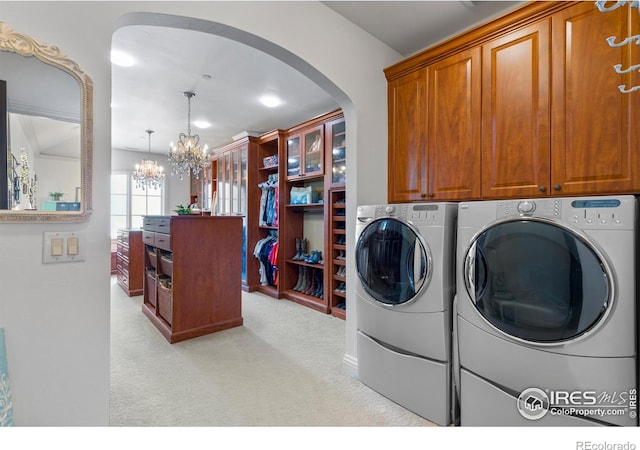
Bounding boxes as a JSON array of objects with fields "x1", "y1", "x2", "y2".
[{"x1": 0, "y1": 21, "x2": 93, "y2": 222}]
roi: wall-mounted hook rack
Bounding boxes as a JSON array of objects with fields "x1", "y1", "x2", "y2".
[{"x1": 596, "y1": 0, "x2": 640, "y2": 93}]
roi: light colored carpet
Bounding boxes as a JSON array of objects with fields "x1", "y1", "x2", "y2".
[{"x1": 109, "y1": 276, "x2": 435, "y2": 427}]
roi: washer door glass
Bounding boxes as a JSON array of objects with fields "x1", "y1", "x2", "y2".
[
  {"x1": 464, "y1": 219, "x2": 611, "y2": 343},
  {"x1": 356, "y1": 217, "x2": 431, "y2": 305}
]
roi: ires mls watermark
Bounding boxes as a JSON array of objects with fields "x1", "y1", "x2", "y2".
[{"x1": 516, "y1": 387, "x2": 637, "y2": 421}]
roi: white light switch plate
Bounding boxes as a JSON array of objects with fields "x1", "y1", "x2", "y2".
[{"x1": 43, "y1": 231, "x2": 86, "y2": 264}]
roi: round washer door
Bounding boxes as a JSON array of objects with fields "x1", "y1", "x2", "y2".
[
  {"x1": 356, "y1": 217, "x2": 432, "y2": 306},
  {"x1": 464, "y1": 219, "x2": 612, "y2": 344}
]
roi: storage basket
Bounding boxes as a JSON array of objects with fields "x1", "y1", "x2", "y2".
[
  {"x1": 159, "y1": 252, "x2": 173, "y2": 277},
  {"x1": 145, "y1": 268, "x2": 157, "y2": 308},
  {"x1": 157, "y1": 275, "x2": 172, "y2": 325}
]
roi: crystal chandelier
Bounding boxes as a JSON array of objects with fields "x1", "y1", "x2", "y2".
[
  {"x1": 167, "y1": 91, "x2": 210, "y2": 180},
  {"x1": 133, "y1": 129, "x2": 165, "y2": 190}
]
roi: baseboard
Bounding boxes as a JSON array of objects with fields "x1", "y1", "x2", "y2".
[{"x1": 342, "y1": 352, "x2": 358, "y2": 377}]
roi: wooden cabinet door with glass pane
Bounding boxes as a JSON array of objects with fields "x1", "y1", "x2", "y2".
[
  {"x1": 286, "y1": 125, "x2": 324, "y2": 180},
  {"x1": 325, "y1": 116, "x2": 346, "y2": 187},
  {"x1": 214, "y1": 140, "x2": 249, "y2": 215}
]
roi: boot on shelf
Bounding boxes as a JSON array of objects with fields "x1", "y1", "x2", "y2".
[
  {"x1": 312, "y1": 271, "x2": 323, "y2": 298},
  {"x1": 304, "y1": 268, "x2": 317, "y2": 296},
  {"x1": 304, "y1": 250, "x2": 322, "y2": 265},
  {"x1": 293, "y1": 238, "x2": 302, "y2": 260},
  {"x1": 301, "y1": 238, "x2": 309, "y2": 261},
  {"x1": 293, "y1": 266, "x2": 306, "y2": 291}
]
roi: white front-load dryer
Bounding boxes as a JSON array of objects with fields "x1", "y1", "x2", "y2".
[
  {"x1": 455, "y1": 196, "x2": 637, "y2": 426},
  {"x1": 355, "y1": 203, "x2": 457, "y2": 426}
]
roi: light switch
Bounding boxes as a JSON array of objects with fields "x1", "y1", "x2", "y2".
[
  {"x1": 43, "y1": 231, "x2": 85, "y2": 264},
  {"x1": 67, "y1": 237, "x2": 79, "y2": 255},
  {"x1": 51, "y1": 238, "x2": 64, "y2": 256}
]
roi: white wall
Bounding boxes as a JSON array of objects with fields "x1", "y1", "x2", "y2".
[{"x1": 0, "y1": 1, "x2": 399, "y2": 425}]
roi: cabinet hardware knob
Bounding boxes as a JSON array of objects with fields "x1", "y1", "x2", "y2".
[
  {"x1": 553, "y1": 184, "x2": 561, "y2": 191},
  {"x1": 539, "y1": 186, "x2": 547, "y2": 192},
  {"x1": 428, "y1": 192, "x2": 434, "y2": 198},
  {"x1": 420, "y1": 193, "x2": 427, "y2": 198}
]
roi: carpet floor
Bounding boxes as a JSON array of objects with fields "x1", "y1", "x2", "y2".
[{"x1": 109, "y1": 276, "x2": 435, "y2": 427}]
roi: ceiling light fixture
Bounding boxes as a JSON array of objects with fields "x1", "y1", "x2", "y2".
[
  {"x1": 259, "y1": 94, "x2": 282, "y2": 108},
  {"x1": 168, "y1": 91, "x2": 210, "y2": 180},
  {"x1": 133, "y1": 129, "x2": 165, "y2": 190}
]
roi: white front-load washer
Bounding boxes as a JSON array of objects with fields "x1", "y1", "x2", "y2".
[
  {"x1": 355, "y1": 203, "x2": 457, "y2": 426},
  {"x1": 455, "y1": 196, "x2": 637, "y2": 426}
]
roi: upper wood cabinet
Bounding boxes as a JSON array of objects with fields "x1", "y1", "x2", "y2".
[
  {"x1": 285, "y1": 124, "x2": 324, "y2": 180},
  {"x1": 550, "y1": 2, "x2": 640, "y2": 196},
  {"x1": 428, "y1": 47, "x2": 481, "y2": 200},
  {"x1": 388, "y1": 68, "x2": 427, "y2": 202},
  {"x1": 481, "y1": 19, "x2": 551, "y2": 199},
  {"x1": 385, "y1": 1, "x2": 640, "y2": 202}
]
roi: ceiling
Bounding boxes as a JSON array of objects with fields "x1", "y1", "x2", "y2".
[{"x1": 111, "y1": 1, "x2": 524, "y2": 155}]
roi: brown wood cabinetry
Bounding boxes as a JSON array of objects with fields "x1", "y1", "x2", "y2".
[
  {"x1": 285, "y1": 124, "x2": 324, "y2": 180},
  {"x1": 142, "y1": 215, "x2": 243, "y2": 343},
  {"x1": 481, "y1": 19, "x2": 551, "y2": 199},
  {"x1": 550, "y1": 2, "x2": 640, "y2": 196},
  {"x1": 385, "y1": 1, "x2": 640, "y2": 202},
  {"x1": 388, "y1": 68, "x2": 427, "y2": 202},
  {"x1": 388, "y1": 47, "x2": 481, "y2": 202},
  {"x1": 210, "y1": 137, "x2": 261, "y2": 292},
  {"x1": 211, "y1": 110, "x2": 345, "y2": 318},
  {"x1": 116, "y1": 229, "x2": 143, "y2": 296},
  {"x1": 328, "y1": 189, "x2": 346, "y2": 319},
  {"x1": 278, "y1": 111, "x2": 344, "y2": 315},
  {"x1": 428, "y1": 47, "x2": 481, "y2": 200}
]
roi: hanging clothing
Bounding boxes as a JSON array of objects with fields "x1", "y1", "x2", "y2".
[{"x1": 253, "y1": 233, "x2": 278, "y2": 286}]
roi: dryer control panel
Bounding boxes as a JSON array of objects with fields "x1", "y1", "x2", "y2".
[{"x1": 495, "y1": 196, "x2": 635, "y2": 230}]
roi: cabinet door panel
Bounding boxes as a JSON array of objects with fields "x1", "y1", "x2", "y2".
[
  {"x1": 388, "y1": 68, "x2": 427, "y2": 202},
  {"x1": 551, "y1": 2, "x2": 640, "y2": 195},
  {"x1": 481, "y1": 20, "x2": 551, "y2": 199},
  {"x1": 428, "y1": 47, "x2": 481, "y2": 200}
]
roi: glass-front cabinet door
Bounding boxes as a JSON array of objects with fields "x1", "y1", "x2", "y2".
[
  {"x1": 214, "y1": 145, "x2": 249, "y2": 215},
  {"x1": 303, "y1": 126, "x2": 323, "y2": 177},
  {"x1": 286, "y1": 134, "x2": 301, "y2": 178},
  {"x1": 286, "y1": 125, "x2": 324, "y2": 180},
  {"x1": 327, "y1": 118, "x2": 346, "y2": 186}
]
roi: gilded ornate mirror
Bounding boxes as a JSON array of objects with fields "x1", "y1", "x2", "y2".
[{"x1": 0, "y1": 21, "x2": 92, "y2": 222}]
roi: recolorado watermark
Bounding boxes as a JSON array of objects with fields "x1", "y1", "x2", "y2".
[
  {"x1": 576, "y1": 442, "x2": 636, "y2": 450},
  {"x1": 516, "y1": 387, "x2": 637, "y2": 421}
]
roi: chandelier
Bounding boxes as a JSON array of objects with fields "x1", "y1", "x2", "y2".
[
  {"x1": 167, "y1": 91, "x2": 210, "y2": 180},
  {"x1": 133, "y1": 129, "x2": 165, "y2": 190}
]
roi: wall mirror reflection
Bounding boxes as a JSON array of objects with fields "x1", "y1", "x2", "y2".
[{"x1": 0, "y1": 21, "x2": 93, "y2": 222}]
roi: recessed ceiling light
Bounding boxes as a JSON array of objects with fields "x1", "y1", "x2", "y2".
[
  {"x1": 259, "y1": 95, "x2": 282, "y2": 108},
  {"x1": 111, "y1": 49, "x2": 135, "y2": 67},
  {"x1": 193, "y1": 120, "x2": 212, "y2": 129}
]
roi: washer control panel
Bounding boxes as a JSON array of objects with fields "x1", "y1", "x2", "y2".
[{"x1": 374, "y1": 203, "x2": 448, "y2": 225}]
